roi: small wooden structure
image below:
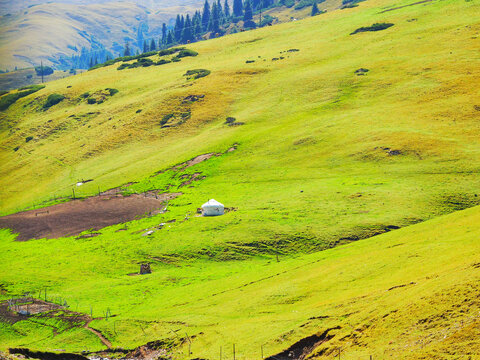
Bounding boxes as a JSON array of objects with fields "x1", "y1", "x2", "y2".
[{"x1": 140, "y1": 263, "x2": 151, "y2": 275}]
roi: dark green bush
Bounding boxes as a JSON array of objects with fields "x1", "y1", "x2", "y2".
[
  {"x1": 117, "y1": 63, "x2": 129, "y2": 70},
  {"x1": 106, "y1": 88, "x2": 119, "y2": 96},
  {"x1": 0, "y1": 85, "x2": 45, "y2": 111},
  {"x1": 350, "y1": 23, "x2": 394, "y2": 35},
  {"x1": 25, "y1": 136, "x2": 33, "y2": 142},
  {"x1": 158, "y1": 47, "x2": 184, "y2": 57},
  {"x1": 176, "y1": 49, "x2": 199, "y2": 58},
  {"x1": 160, "y1": 113, "x2": 175, "y2": 125},
  {"x1": 87, "y1": 98, "x2": 96, "y2": 104},
  {"x1": 183, "y1": 69, "x2": 211, "y2": 80},
  {"x1": 35, "y1": 65, "x2": 53, "y2": 76},
  {"x1": 80, "y1": 92, "x2": 90, "y2": 98},
  {"x1": 43, "y1": 94, "x2": 65, "y2": 109},
  {"x1": 13, "y1": 146, "x2": 20, "y2": 152},
  {"x1": 156, "y1": 59, "x2": 172, "y2": 66}
]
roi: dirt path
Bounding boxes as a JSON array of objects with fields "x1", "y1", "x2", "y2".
[
  {"x1": 84, "y1": 320, "x2": 112, "y2": 349},
  {"x1": 0, "y1": 192, "x2": 180, "y2": 241}
]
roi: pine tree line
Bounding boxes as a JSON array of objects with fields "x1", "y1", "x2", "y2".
[{"x1": 126, "y1": 0, "x2": 277, "y2": 56}]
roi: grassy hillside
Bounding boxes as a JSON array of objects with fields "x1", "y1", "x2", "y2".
[{"x1": 0, "y1": 0, "x2": 479, "y2": 357}]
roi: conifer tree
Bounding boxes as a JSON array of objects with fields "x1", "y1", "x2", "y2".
[
  {"x1": 166, "y1": 30, "x2": 174, "y2": 45},
  {"x1": 124, "y1": 42, "x2": 131, "y2": 56},
  {"x1": 209, "y1": 1, "x2": 221, "y2": 33},
  {"x1": 180, "y1": 15, "x2": 185, "y2": 30},
  {"x1": 217, "y1": 0, "x2": 224, "y2": 23},
  {"x1": 202, "y1": 0, "x2": 211, "y2": 30},
  {"x1": 243, "y1": 0, "x2": 253, "y2": 21},
  {"x1": 224, "y1": 0, "x2": 230, "y2": 18},
  {"x1": 143, "y1": 39, "x2": 149, "y2": 53},
  {"x1": 194, "y1": 13, "x2": 203, "y2": 37},
  {"x1": 174, "y1": 15, "x2": 182, "y2": 41},
  {"x1": 233, "y1": 0, "x2": 243, "y2": 17},
  {"x1": 311, "y1": 0, "x2": 319, "y2": 15},
  {"x1": 150, "y1": 38, "x2": 156, "y2": 51},
  {"x1": 162, "y1": 23, "x2": 167, "y2": 43},
  {"x1": 182, "y1": 15, "x2": 194, "y2": 43}
]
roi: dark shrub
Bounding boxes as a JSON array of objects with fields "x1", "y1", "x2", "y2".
[
  {"x1": 225, "y1": 117, "x2": 236, "y2": 124},
  {"x1": 171, "y1": 57, "x2": 181, "y2": 62},
  {"x1": 117, "y1": 63, "x2": 130, "y2": 70},
  {"x1": 355, "y1": 68, "x2": 369, "y2": 75},
  {"x1": 184, "y1": 69, "x2": 211, "y2": 80},
  {"x1": 80, "y1": 92, "x2": 90, "y2": 98},
  {"x1": 106, "y1": 88, "x2": 119, "y2": 96},
  {"x1": 137, "y1": 58, "x2": 154, "y2": 67},
  {"x1": 35, "y1": 65, "x2": 54, "y2": 76},
  {"x1": 87, "y1": 98, "x2": 96, "y2": 104},
  {"x1": 136, "y1": 109, "x2": 142, "y2": 113},
  {"x1": 43, "y1": 93, "x2": 65, "y2": 109},
  {"x1": 13, "y1": 146, "x2": 20, "y2": 152},
  {"x1": 25, "y1": 136, "x2": 33, "y2": 142},
  {"x1": 26, "y1": 74, "x2": 33, "y2": 79},
  {"x1": 246, "y1": 60, "x2": 255, "y2": 63},
  {"x1": 160, "y1": 113, "x2": 174, "y2": 125},
  {"x1": 351, "y1": 23, "x2": 394, "y2": 35},
  {"x1": 158, "y1": 47, "x2": 184, "y2": 57},
  {"x1": 156, "y1": 59, "x2": 172, "y2": 66},
  {"x1": 176, "y1": 49, "x2": 198, "y2": 58},
  {"x1": 0, "y1": 85, "x2": 45, "y2": 111}
]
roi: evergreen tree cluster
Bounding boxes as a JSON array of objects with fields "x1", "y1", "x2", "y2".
[{"x1": 153, "y1": 0, "x2": 277, "y2": 50}]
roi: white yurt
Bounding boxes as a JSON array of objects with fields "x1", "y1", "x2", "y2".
[{"x1": 201, "y1": 199, "x2": 224, "y2": 216}]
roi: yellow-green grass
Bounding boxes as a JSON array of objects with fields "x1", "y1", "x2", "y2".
[
  {"x1": 1, "y1": 0, "x2": 480, "y2": 356},
  {"x1": 1, "y1": 196, "x2": 479, "y2": 358}
]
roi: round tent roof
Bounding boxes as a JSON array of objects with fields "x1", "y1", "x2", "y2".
[{"x1": 202, "y1": 199, "x2": 224, "y2": 208}]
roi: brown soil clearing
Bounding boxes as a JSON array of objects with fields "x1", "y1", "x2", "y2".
[{"x1": 0, "y1": 193, "x2": 180, "y2": 241}]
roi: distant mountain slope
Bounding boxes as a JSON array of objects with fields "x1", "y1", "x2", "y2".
[
  {"x1": 0, "y1": 0, "x2": 203, "y2": 15},
  {"x1": 0, "y1": 1, "x2": 203, "y2": 70}
]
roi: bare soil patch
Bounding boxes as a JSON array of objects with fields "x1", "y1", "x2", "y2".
[{"x1": 0, "y1": 193, "x2": 180, "y2": 241}]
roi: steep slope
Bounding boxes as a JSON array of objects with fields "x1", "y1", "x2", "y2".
[{"x1": 0, "y1": 0, "x2": 479, "y2": 357}]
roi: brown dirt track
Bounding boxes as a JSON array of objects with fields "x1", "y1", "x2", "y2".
[{"x1": 0, "y1": 193, "x2": 180, "y2": 241}]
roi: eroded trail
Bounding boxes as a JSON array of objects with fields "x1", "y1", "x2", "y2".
[{"x1": 84, "y1": 319, "x2": 112, "y2": 349}]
